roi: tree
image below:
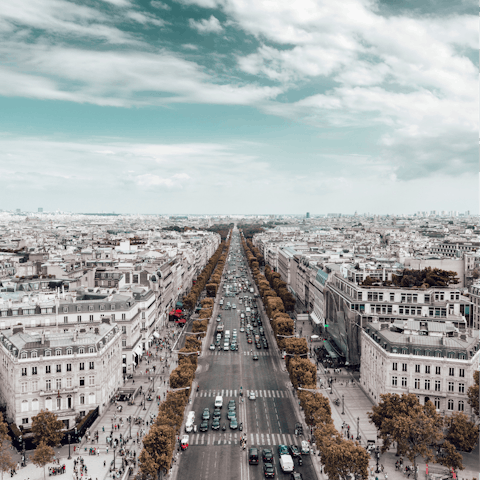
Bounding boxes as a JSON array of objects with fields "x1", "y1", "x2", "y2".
[
  {"x1": 141, "y1": 423, "x2": 175, "y2": 476},
  {"x1": 369, "y1": 394, "x2": 443, "y2": 480},
  {"x1": 0, "y1": 414, "x2": 14, "y2": 480},
  {"x1": 321, "y1": 438, "x2": 370, "y2": 480},
  {"x1": 436, "y1": 440, "x2": 464, "y2": 472},
  {"x1": 467, "y1": 370, "x2": 479, "y2": 418},
  {"x1": 31, "y1": 410, "x2": 64, "y2": 447},
  {"x1": 32, "y1": 441, "x2": 55, "y2": 480},
  {"x1": 445, "y1": 412, "x2": 478, "y2": 452}
]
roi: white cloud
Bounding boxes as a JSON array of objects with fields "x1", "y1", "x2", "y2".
[
  {"x1": 0, "y1": 43, "x2": 282, "y2": 107},
  {"x1": 150, "y1": 0, "x2": 171, "y2": 9},
  {"x1": 189, "y1": 15, "x2": 223, "y2": 34},
  {"x1": 126, "y1": 11, "x2": 166, "y2": 26}
]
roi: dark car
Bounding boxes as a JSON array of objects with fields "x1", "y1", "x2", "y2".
[
  {"x1": 228, "y1": 400, "x2": 236, "y2": 408},
  {"x1": 256, "y1": 342, "x2": 262, "y2": 349},
  {"x1": 278, "y1": 445, "x2": 289, "y2": 457},
  {"x1": 213, "y1": 409, "x2": 221, "y2": 419},
  {"x1": 211, "y1": 419, "x2": 220, "y2": 430},
  {"x1": 262, "y1": 449, "x2": 274, "y2": 462},
  {"x1": 263, "y1": 342, "x2": 269, "y2": 349},
  {"x1": 289, "y1": 445, "x2": 301, "y2": 457},
  {"x1": 264, "y1": 463, "x2": 275, "y2": 478},
  {"x1": 202, "y1": 408, "x2": 210, "y2": 420},
  {"x1": 199, "y1": 420, "x2": 208, "y2": 432}
]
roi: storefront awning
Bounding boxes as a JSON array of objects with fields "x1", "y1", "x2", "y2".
[
  {"x1": 133, "y1": 343, "x2": 143, "y2": 356},
  {"x1": 152, "y1": 331, "x2": 160, "y2": 339}
]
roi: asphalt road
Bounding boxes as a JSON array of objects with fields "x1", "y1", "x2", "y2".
[{"x1": 176, "y1": 231, "x2": 317, "y2": 480}]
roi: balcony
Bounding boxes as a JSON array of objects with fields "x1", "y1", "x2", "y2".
[{"x1": 39, "y1": 386, "x2": 78, "y2": 396}]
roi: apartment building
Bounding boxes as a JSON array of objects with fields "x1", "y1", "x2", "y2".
[
  {"x1": 469, "y1": 281, "x2": 480, "y2": 330},
  {"x1": 0, "y1": 320, "x2": 122, "y2": 428},
  {"x1": 361, "y1": 321, "x2": 479, "y2": 416}
]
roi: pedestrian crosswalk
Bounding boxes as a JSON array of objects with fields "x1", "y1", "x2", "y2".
[
  {"x1": 197, "y1": 389, "x2": 289, "y2": 398},
  {"x1": 207, "y1": 351, "x2": 271, "y2": 356},
  {"x1": 189, "y1": 432, "x2": 299, "y2": 446}
]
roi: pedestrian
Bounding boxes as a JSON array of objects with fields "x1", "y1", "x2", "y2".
[{"x1": 381, "y1": 465, "x2": 384, "y2": 473}]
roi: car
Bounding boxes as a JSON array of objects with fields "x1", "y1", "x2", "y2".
[
  {"x1": 277, "y1": 445, "x2": 289, "y2": 457},
  {"x1": 202, "y1": 408, "x2": 210, "y2": 420},
  {"x1": 256, "y1": 342, "x2": 262, "y2": 349},
  {"x1": 253, "y1": 354, "x2": 259, "y2": 360},
  {"x1": 300, "y1": 440, "x2": 310, "y2": 454},
  {"x1": 211, "y1": 419, "x2": 220, "y2": 430},
  {"x1": 232, "y1": 304, "x2": 236, "y2": 309},
  {"x1": 249, "y1": 391, "x2": 256, "y2": 400},
  {"x1": 240, "y1": 327, "x2": 245, "y2": 332},
  {"x1": 289, "y1": 445, "x2": 301, "y2": 457},
  {"x1": 290, "y1": 473, "x2": 302, "y2": 480},
  {"x1": 262, "y1": 449, "x2": 274, "y2": 462},
  {"x1": 230, "y1": 418, "x2": 238, "y2": 429},
  {"x1": 247, "y1": 338, "x2": 253, "y2": 344},
  {"x1": 264, "y1": 463, "x2": 275, "y2": 478},
  {"x1": 294, "y1": 423, "x2": 303, "y2": 436},
  {"x1": 224, "y1": 343, "x2": 229, "y2": 351},
  {"x1": 230, "y1": 344, "x2": 236, "y2": 351},
  {"x1": 209, "y1": 344, "x2": 215, "y2": 350},
  {"x1": 217, "y1": 316, "x2": 221, "y2": 322},
  {"x1": 263, "y1": 342, "x2": 269, "y2": 349},
  {"x1": 227, "y1": 410, "x2": 236, "y2": 420},
  {"x1": 213, "y1": 409, "x2": 221, "y2": 419},
  {"x1": 199, "y1": 420, "x2": 208, "y2": 432},
  {"x1": 228, "y1": 400, "x2": 236, "y2": 408}
]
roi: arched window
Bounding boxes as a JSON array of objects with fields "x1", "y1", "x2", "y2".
[
  {"x1": 79, "y1": 395, "x2": 85, "y2": 405},
  {"x1": 66, "y1": 348, "x2": 72, "y2": 355},
  {"x1": 21, "y1": 352, "x2": 27, "y2": 359},
  {"x1": 458, "y1": 400, "x2": 464, "y2": 411},
  {"x1": 78, "y1": 348, "x2": 84, "y2": 354},
  {"x1": 88, "y1": 347, "x2": 94, "y2": 354},
  {"x1": 21, "y1": 400, "x2": 28, "y2": 412},
  {"x1": 88, "y1": 393, "x2": 96, "y2": 404},
  {"x1": 31, "y1": 351, "x2": 37, "y2": 358},
  {"x1": 447, "y1": 399, "x2": 454, "y2": 410},
  {"x1": 31, "y1": 398, "x2": 39, "y2": 411},
  {"x1": 45, "y1": 397, "x2": 52, "y2": 410},
  {"x1": 55, "y1": 350, "x2": 62, "y2": 356}
]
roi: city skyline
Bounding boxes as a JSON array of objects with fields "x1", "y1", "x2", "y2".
[{"x1": 0, "y1": 0, "x2": 477, "y2": 214}]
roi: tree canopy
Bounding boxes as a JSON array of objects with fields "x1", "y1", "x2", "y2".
[{"x1": 31, "y1": 410, "x2": 64, "y2": 447}]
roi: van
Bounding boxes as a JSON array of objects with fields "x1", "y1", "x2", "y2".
[
  {"x1": 185, "y1": 412, "x2": 195, "y2": 433},
  {"x1": 279, "y1": 454, "x2": 294, "y2": 472},
  {"x1": 248, "y1": 447, "x2": 259, "y2": 465},
  {"x1": 214, "y1": 396, "x2": 223, "y2": 408}
]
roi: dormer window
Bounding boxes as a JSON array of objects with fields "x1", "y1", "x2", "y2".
[
  {"x1": 88, "y1": 347, "x2": 94, "y2": 354},
  {"x1": 111, "y1": 305, "x2": 115, "y2": 311},
  {"x1": 45, "y1": 350, "x2": 51, "y2": 357},
  {"x1": 66, "y1": 348, "x2": 72, "y2": 355},
  {"x1": 21, "y1": 352, "x2": 27, "y2": 359},
  {"x1": 79, "y1": 348, "x2": 84, "y2": 354},
  {"x1": 77, "y1": 306, "x2": 81, "y2": 312},
  {"x1": 100, "y1": 305, "x2": 105, "y2": 311},
  {"x1": 63, "y1": 307, "x2": 68, "y2": 313},
  {"x1": 55, "y1": 350, "x2": 62, "y2": 356},
  {"x1": 31, "y1": 351, "x2": 37, "y2": 358},
  {"x1": 89, "y1": 306, "x2": 93, "y2": 312}
]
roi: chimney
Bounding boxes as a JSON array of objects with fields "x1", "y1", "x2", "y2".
[
  {"x1": 460, "y1": 334, "x2": 466, "y2": 341},
  {"x1": 41, "y1": 331, "x2": 45, "y2": 344},
  {"x1": 12, "y1": 325, "x2": 24, "y2": 335}
]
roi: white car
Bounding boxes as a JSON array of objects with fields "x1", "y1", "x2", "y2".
[
  {"x1": 240, "y1": 327, "x2": 245, "y2": 332},
  {"x1": 249, "y1": 391, "x2": 256, "y2": 400},
  {"x1": 232, "y1": 304, "x2": 236, "y2": 309},
  {"x1": 209, "y1": 344, "x2": 215, "y2": 351}
]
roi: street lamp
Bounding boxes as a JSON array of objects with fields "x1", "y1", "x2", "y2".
[
  {"x1": 356, "y1": 417, "x2": 360, "y2": 440},
  {"x1": 342, "y1": 394, "x2": 345, "y2": 415},
  {"x1": 113, "y1": 445, "x2": 117, "y2": 471},
  {"x1": 67, "y1": 433, "x2": 71, "y2": 460},
  {"x1": 143, "y1": 391, "x2": 146, "y2": 410}
]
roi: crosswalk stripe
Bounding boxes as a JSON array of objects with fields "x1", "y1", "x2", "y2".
[
  {"x1": 267, "y1": 390, "x2": 271, "y2": 397},
  {"x1": 256, "y1": 433, "x2": 260, "y2": 445}
]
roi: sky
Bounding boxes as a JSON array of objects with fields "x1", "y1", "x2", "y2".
[{"x1": 0, "y1": 0, "x2": 477, "y2": 215}]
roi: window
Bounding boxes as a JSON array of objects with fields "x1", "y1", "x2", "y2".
[
  {"x1": 56, "y1": 398, "x2": 61, "y2": 410},
  {"x1": 45, "y1": 379, "x2": 52, "y2": 391},
  {"x1": 89, "y1": 362, "x2": 94, "y2": 370},
  {"x1": 32, "y1": 398, "x2": 39, "y2": 410},
  {"x1": 414, "y1": 379, "x2": 420, "y2": 389},
  {"x1": 31, "y1": 351, "x2": 37, "y2": 358},
  {"x1": 425, "y1": 366, "x2": 430, "y2": 374},
  {"x1": 77, "y1": 315, "x2": 82, "y2": 323},
  {"x1": 89, "y1": 305, "x2": 94, "y2": 312},
  {"x1": 435, "y1": 366, "x2": 441, "y2": 375},
  {"x1": 459, "y1": 369, "x2": 465, "y2": 378},
  {"x1": 80, "y1": 395, "x2": 85, "y2": 405},
  {"x1": 402, "y1": 363, "x2": 407, "y2": 372},
  {"x1": 66, "y1": 348, "x2": 72, "y2": 355},
  {"x1": 415, "y1": 364, "x2": 420, "y2": 373},
  {"x1": 392, "y1": 363, "x2": 397, "y2": 371},
  {"x1": 111, "y1": 314, "x2": 115, "y2": 320},
  {"x1": 401, "y1": 377, "x2": 407, "y2": 387},
  {"x1": 449, "y1": 368, "x2": 454, "y2": 376},
  {"x1": 458, "y1": 383, "x2": 465, "y2": 393},
  {"x1": 89, "y1": 315, "x2": 94, "y2": 322},
  {"x1": 45, "y1": 365, "x2": 51, "y2": 374},
  {"x1": 121, "y1": 313, "x2": 126, "y2": 320},
  {"x1": 45, "y1": 350, "x2": 51, "y2": 357},
  {"x1": 32, "y1": 381, "x2": 38, "y2": 391},
  {"x1": 447, "y1": 399, "x2": 454, "y2": 410},
  {"x1": 21, "y1": 382, "x2": 27, "y2": 393},
  {"x1": 64, "y1": 316, "x2": 68, "y2": 324},
  {"x1": 21, "y1": 368, "x2": 27, "y2": 376},
  {"x1": 458, "y1": 401, "x2": 464, "y2": 411},
  {"x1": 56, "y1": 378, "x2": 62, "y2": 390},
  {"x1": 448, "y1": 381, "x2": 454, "y2": 392},
  {"x1": 100, "y1": 305, "x2": 105, "y2": 311},
  {"x1": 88, "y1": 347, "x2": 94, "y2": 354},
  {"x1": 66, "y1": 377, "x2": 72, "y2": 388},
  {"x1": 45, "y1": 397, "x2": 52, "y2": 410},
  {"x1": 392, "y1": 376, "x2": 398, "y2": 386},
  {"x1": 434, "y1": 398, "x2": 440, "y2": 409},
  {"x1": 32, "y1": 366, "x2": 37, "y2": 375},
  {"x1": 390, "y1": 293, "x2": 395, "y2": 301},
  {"x1": 122, "y1": 340, "x2": 126, "y2": 347},
  {"x1": 425, "y1": 379, "x2": 430, "y2": 390},
  {"x1": 435, "y1": 380, "x2": 441, "y2": 391},
  {"x1": 66, "y1": 363, "x2": 71, "y2": 372},
  {"x1": 56, "y1": 365, "x2": 61, "y2": 373},
  {"x1": 79, "y1": 377, "x2": 85, "y2": 387},
  {"x1": 79, "y1": 363, "x2": 84, "y2": 371},
  {"x1": 88, "y1": 375, "x2": 95, "y2": 386},
  {"x1": 122, "y1": 326, "x2": 127, "y2": 334},
  {"x1": 79, "y1": 348, "x2": 84, "y2": 354},
  {"x1": 22, "y1": 417, "x2": 29, "y2": 424}
]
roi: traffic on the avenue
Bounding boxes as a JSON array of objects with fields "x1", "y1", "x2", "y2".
[{"x1": 176, "y1": 229, "x2": 316, "y2": 480}]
